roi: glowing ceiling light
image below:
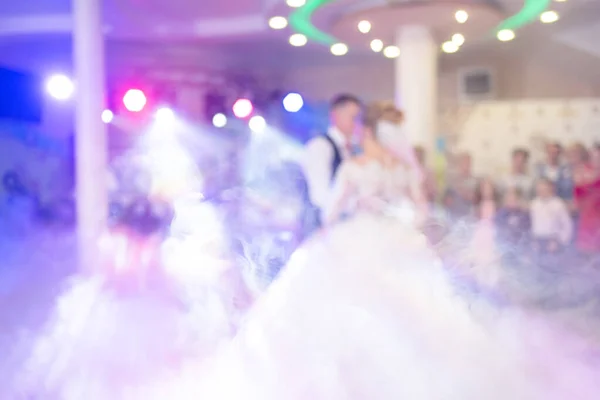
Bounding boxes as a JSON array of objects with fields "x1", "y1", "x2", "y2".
[
  {"x1": 101, "y1": 109, "x2": 113, "y2": 123},
  {"x1": 283, "y1": 93, "x2": 303, "y2": 112},
  {"x1": 46, "y1": 74, "x2": 74, "y2": 100},
  {"x1": 232, "y1": 99, "x2": 253, "y2": 118},
  {"x1": 370, "y1": 39, "x2": 383, "y2": 52},
  {"x1": 357, "y1": 20, "x2": 371, "y2": 33},
  {"x1": 268, "y1": 16, "x2": 288, "y2": 29},
  {"x1": 212, "y1": 113, "x2": 227, "y2": 128},
  {"x1": 441, "y1": 41, "x2": 459, "y2": 53},
  {"x1": 452, "y1": 33, "x2": 465, "y2": 46},
  {"x1": 497, "y1": 29, "x2": 515, "y2": 41},
  {"x1": 540, "y1": 11, "x2": 559, "y2": 23},
  {"x1": 289, "y1": 33, "x2": 307, "y2": 46},
  {"x1": 330, "y1": 43, "x2": 348, "y2": 56},
  {"x1": 383, "y1": 46, "x2": 400, "y2": 58},
  {"x1": 455, "y1": 10, "x2": 468, "y2": 24},
  {"x1": 286, "y1": 0, "x2": 305, "y2": 7},
  {"x1": 123, "y1": 89, "x2": 147, "y2": 112},
  {"x1": 249, "y1": 115, "x2": 266, "y2": 133}
]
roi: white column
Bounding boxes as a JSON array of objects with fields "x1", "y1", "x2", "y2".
[
  {"x1": 395, "y1": 25, "x2": 438, "y2": 154},
  {"x1": 73, "y1": 0, "x2": 107, "y2": 271}
]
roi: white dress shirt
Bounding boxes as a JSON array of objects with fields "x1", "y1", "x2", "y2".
[
  {"x1": 530, "y1": 196, "x2": 573, "y2": 244},
  {"x1": 302, "y1": 127, "x2": 349, "y2": 209}
]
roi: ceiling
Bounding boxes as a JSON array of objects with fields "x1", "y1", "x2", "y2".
[
  {"x1": 0, "y1": 0, "x2": 277, "y2": 39},
  {"x1": 554, "y1": 0, "x2": 600, "y2": 58},
  {"x1": 0, "y1": 0, "x2": 597, "y2": 71}
]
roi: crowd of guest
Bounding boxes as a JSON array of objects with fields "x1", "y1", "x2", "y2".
[{"x1": 418, "y1": 141, "x2": 600, "y2": 267}]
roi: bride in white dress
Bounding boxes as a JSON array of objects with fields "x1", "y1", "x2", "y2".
[
  {"x1": 322, "y1": 105, "x2": 424, "y2": 227},
  {"x1": 193, "y1": 103, "x2": 600, "y2": 399}
]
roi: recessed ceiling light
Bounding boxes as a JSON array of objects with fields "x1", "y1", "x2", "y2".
[
  {"x1": 289, "y1": 33, "x2": 307, "y2": 46},
  {"x1": 331, "y1": 43, "x2": 348, "y2": 56},
  {"x1": 441, "y1": 41, "x2": 459, "y2": 53},
  {"x1": 451, "y1": 33, "x2": 465, "y2": 46},
  {"x1": 370, "y1": 39, "x2": 383, "y2": 52},
  {"x1": 554, "y1": 0, "x2": 566, "y2": 2},
  {"x1": 268, "y1": 16, "x2": 288, "y2": 29},
  {"x1": 496, "y1": 29, "x2": 517, "y2": 42},
  {"x1": 497, "y1": 29, "x2": 515, "y2": 41},
  {"x1": 540, "y1": 11, "x2": 559, "y2": 23},
  {"x1": 455, "y1": 10, "x2": 468, "y2": 23},
  {"x1": 357, "y1": 20, "x2": 371, "y2": 33},
  {"x1": 383, "y1": 46, "x2": 400, "y2": 58},
  {"x1": 286, "y1": 0, "x2": 306, "y2": 7}
]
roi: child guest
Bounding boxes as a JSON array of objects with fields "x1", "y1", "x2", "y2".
[
  {"x1": 530, "y1": 178, "x2": 573, "y2": 257},
  {"x1": 467, "y1": 178, "x2": 501, "y2": 285}
]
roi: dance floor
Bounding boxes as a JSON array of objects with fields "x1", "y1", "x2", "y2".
[
  {"x1": 0, "y1": 212, "x2": 76, "y2": 387},
  {"x1": 2, "y1": 205, "x2": 600, "y2": 394}
]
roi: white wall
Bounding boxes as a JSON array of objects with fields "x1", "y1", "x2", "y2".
[{"x1": 453, "y1": 99, "x2": 600, "y2": 176}]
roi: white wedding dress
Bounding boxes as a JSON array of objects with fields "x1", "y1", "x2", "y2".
[
  {"x1": 192, "y1": 159, "x2": 600, "y2": 399},
  {"x1": 322, "y1": 158, "x2": 419, "y2": 225}
]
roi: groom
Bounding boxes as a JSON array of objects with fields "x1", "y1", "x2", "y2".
[{"x1": 301, "y1": 93, "x2": 362, "y2": 233}]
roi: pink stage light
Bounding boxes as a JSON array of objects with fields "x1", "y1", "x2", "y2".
[
  {"x1": 123, "y1": 89, "x2": 147, "y2": 112},
  {"x1": 232, "y1": 99, "x2": 253, "y2": 118}
]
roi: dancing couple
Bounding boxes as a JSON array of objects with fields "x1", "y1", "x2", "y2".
[
  {"x1": 302, "y1": 94, "x2": 424, "y2": 232},
  {"x1": 11, "y1": 95, "x2": 600, "y2": 399}
]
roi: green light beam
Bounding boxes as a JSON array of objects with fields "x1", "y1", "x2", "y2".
[
  {"x1": 290, "y1": 0, "x2": 552, "y2": 47},
  {"x1": 497, "y1": 0, "x2": 551, "y2": 31},
  {"x1": 289, "y1": 0, "x2": 338, "y2": 45}
]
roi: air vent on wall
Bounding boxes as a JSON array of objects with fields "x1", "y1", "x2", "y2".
[{"x1": 458, "y1": 67, "x2": 495, "y2": 103}]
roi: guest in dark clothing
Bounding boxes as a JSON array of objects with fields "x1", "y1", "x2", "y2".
[
  {"x1": 495, "y1": 187, "x2": 530, "y2": 263},
  {"x1": 535, "y1": 141, "x2": 573, "y2": 201},
  {"x1": 444, "y1": 152, "x2": 477, "y2": 220}
]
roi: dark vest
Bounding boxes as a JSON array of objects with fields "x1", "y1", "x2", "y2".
[
  {"x1": 322, "y1": 134, "x2": 343, "y2": 182},
  {"x1": 300, "y1": 134, "x2": 343, "y2": 236}
]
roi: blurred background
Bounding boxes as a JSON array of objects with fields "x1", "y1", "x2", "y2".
[{"x1": 2, "y1": 0, "x2": 600, "y2": 372}]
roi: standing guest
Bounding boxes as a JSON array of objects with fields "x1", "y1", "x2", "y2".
[
  {"x1": 530, "y1": 178, "x2": 573, "y2": 257},
  {"x1": 475, "y1": 179, "x2": 500, "y2": 224},
  {"x1": 565, "y1": 142, "x2": 589, "y2": 244},
  {"x1": 502, "y1": 148, "x2": 534, "y2": 199},
  {"x1": 495, "y1": 187, "x2": 530, "y2": 262},
  {"x1": 457, "y1": 177, "x2": 502, "y2": 287},
  {"x1": 535, "y1": 141, "x2": 573, "y2": 201},
  {"x1": 567, "y1": 142, "x2": 590, "y2": 199},
  {"x1": 573, "y1": 144, "x2": 600, "y2": 255},
  {"x1": 470, "y1": 178, "x2": 500, "y2": 268},
  {"x1": 593, "y1": 143, "x2": 600, "y2": 163},
  {"x1": 567, "y1": 142, "x2": 589, "y2": 167},
  {"x1": 414, "y1": 146, "x2": 437, "y2": 203},
  {"x1": 445, "y1": 152, "x2": 477, "y2": 219}
]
